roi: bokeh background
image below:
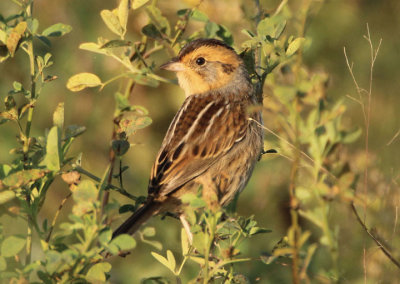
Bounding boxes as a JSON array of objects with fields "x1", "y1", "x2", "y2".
[{"x1": 1, "y1": 0, "x2": 399, "y2": 282}]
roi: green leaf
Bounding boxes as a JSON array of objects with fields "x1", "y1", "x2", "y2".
[
  {"x1": 53, "y1": 102, "x2": 64, "y2": 129},
  {"x1": 257, "y1": 18, "x2": 274, "y2": 38},
  {"x1": 110, "y1": 234, "x2": 136, "y2": 251},
  {"x1": 111, "y1": 140, "x2": 130, "y2": 156},
  {"x1": 100, "y1": 39, "x2": 131, "y2": 49},
  {"x1": 114, "y1": 92, "x2": 130, "y2": 111},
  {"x1": 120, "y1": 116, "x2": 152, "y2": 136},
  {"x1": 43, "y1": 126, "x2": 61, "y2": 172},
  {"x1": 142, "y1": 227, "x2": 156, "y2": 237},
  {"x1": 0, "y1": 29, "x2": 7, "y2": 43},
  {"x1": 44, "y1": 250, "x2": 63, "y2": 274},
  {"x1": 151, "y1": 251, "x2": 174, "y2": 273},
  {"x1": 0, "y1": 256, "x2": 6, "y2": 271},
  {"x1": 0, "y1": 190, "x2": 15, "y2": 204},
  {"x1": 42, "y1": 23, "x2": 72, "y2": 37},
  {"x1": 99, "y1": 229, "x2": 112, "y2": 245},
  {"x1": 0, "y1": 164, "x2": 12, "y2": 179},
  {"x1": 1, "y1": 236, "x2": 26, "y2": 257},
  {"x1": 132, "y1": 0, "x2": 150, "y2": 10},
  {"x1": 127, "y1": 73, "x2": 159, "y2": 87},
  {"x1": 146, "y1": 6, "x2": 170, "y2": 36},
  {"x1": 27, "y1": 18, "x2": 39, "y2": 34},
  {"x1": 342, "y1": 127, "x2": 362, "y2": 144},
  {"x1": 249, "y1": 226, "x2": 272, "y2": 235},
  {"x1": 101, "y1": 9, "x2": 124, "y2": 37},
  {"x1": 72, "y1": 180, "x2": 98, "y2": 216},
  {"x1": 86, "y1": 262, "x2": 112, "y2": 283},
  {"x1": 66, "y1": 72, "x2": 102, "y2": 92},
  {"x1": 216, "y1": 24, "x2": 233, "y2": 45},
  {"x1": 190, "y1": 9, "x2": 209, "y2": 22},
  {"x1": 205, "y1": 22, "x2": 219, "y2": 38},
  {"x1": 286, "y1": 37, "x2": 305, "y2": 56},
  {"x1": 118, "y1": 0, "x2": 130, "y2": 34},
  {"x1": 274, "y1": 20, "x2": 286, "y2": 39},
  {"x1": 141, "y1": 23, "x2": 162, "y2": 39},
  {"x1": 181, "y1": 228, "x2": 189, "y2": 254},
  {"x1": 65, "y1": 125, "x2": 86, "y2": 139},
  {"x1": 2, "y1": 169, "x2": 45, "y2": 188},
  {"x1": 166, "y1": 250, "x2": 176, "y2": 273},
  {"x1": 79, "y1": 42, "x2": 107, "y2": 55}
]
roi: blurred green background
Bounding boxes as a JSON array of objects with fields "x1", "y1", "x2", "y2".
[{"x1": 1, "y1": 0, "x2": 399, "y2": 282}]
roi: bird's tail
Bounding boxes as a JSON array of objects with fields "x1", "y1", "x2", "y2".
[{"x1": 112, "y1": 202, "x2": 159, "y2": 239}]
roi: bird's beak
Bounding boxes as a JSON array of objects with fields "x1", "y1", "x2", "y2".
[{"x1": 160, "y1": 58, "x2": 185, "y2": 72}]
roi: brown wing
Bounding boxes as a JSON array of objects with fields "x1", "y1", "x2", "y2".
[{"x1": 148, "y1": 92, "x2": 248, "y2": 197}]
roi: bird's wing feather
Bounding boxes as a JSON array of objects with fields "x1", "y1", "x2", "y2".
[{"x1": 148, "y1": 92, "x2": 248, "y2": 196}]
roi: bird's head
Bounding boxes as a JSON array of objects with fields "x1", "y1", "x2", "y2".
[{"x1": 161, "y1": 39, "x2": 248, "y2": 96}]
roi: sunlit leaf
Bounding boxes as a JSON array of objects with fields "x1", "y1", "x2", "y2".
[
  {"x1": 132, "y1": 0, "x2": 149, "y2": 10},
  {"x1": 100, "y1": 39, "x2": 131, "y2": 49},
  {"x1": 342, "y1": 127, "x2": 362, "y2": 144},
  {"x1": 79, "y1": 42, "x2": 107, "y2": 55},
  {"x1": 42, "y1": 23, "x2": 72, "y2": 37},
  {"x1": 110, "y1": 234, "x2": 136, "y2": 251},
  {"x1": 43, "y1": 126, "x2": 61, "y2": 172},
  {"x1": 66, "y1": 72, "x2": 102, "y2": 92},
  {"x1": 7, "y1": 21, "x2": 27, "y2": 57},
  {"x1": 118, "y1": 0, "x2": 130, "y2": 34},
  {"x1": 2, "y1": 169, "x2": 46, "y2": 188},
  {"x1": 190, "y1": 9, "x2": 208, "y2": 22},
  {"x1": 101, "y1": 9, "x2": 123, "y2": 37},
  {"x1": 86, "y1": 262, "x2": 111, "y2": 283},
  {"x1": 181, "y1": 228, "x2": 189, "y2": 255},
  {"x1": 53, "y1": 102, "x2": 64, "y2": 129},
  {"x1": 72, "y1": 180, "x2": 98, "y2": 216},
  {"x1": 166, "y1": 250, "x2": 176, "y2": 273},
  {"x1": 286, "y1": 37, "x2": 305, "y2": 56},
  {"x1": 151, "y1": 252, "x2": 174, "y2": 273},
  {"x1": 0, "y1": 190, "x2": 15, "y2": 204},
  {"x1": 142, "y1": 227, "x2": 156, "y2": 238},
  {"x1": 1, "y1": 236, "x2": 26, "y2": 257},
  {"x1": 257, "y1": 18, "x2": 274, "y2": 38},
  {"x1": 120, "y1": 116, "x2": 152, "y2": 136}
]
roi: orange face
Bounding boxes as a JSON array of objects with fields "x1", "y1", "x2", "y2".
[{"x1": 161, "y1": 42, "x2": 242, "y2": 96}]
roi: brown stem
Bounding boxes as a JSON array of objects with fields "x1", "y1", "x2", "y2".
[
  {"x1": 351, "y1": 202, "x2": 400, "y2": 269},
  {"x1": 46, "y1": 192, "x2": 72, "y2": 242},
  {"x1": 101, "y1": 118, "x2": 118, "y2": 222}
]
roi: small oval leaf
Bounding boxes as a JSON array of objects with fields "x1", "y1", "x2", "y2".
[
  {"x1": 42, "y1": 23, "x2": 72, "y2": 37},
  {"x1": 1, "y1": 236, "x2": 26, "y2": 257},
  {"x1": 286, "y1": 37, "x2": 305, "y2": 56},
  {"x1": 67, "y1": 73, "x2": 102, "y2": 92},
  {"x1": 101, "y1": 9, "x2": 123, "y2": 36}
]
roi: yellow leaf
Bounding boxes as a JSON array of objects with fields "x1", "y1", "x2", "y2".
[
  {"x1": 66, "y1": 73, "x2": 102, "y2": 92},
  {"x1": 7, "y1": 22, "x2": 27, "y2": 56}
]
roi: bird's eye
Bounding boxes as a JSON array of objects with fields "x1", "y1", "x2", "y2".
[{"x1": 195, "y1": 57, "x2": 205, "y2": 66}]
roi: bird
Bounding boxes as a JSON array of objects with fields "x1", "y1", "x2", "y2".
[{"x1": 112, "y1": 38, "x2": 264, "y2": 241}]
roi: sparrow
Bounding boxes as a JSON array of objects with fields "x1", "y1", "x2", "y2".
[{"x1": 112, "y1": 38, "x2": 264, "y2": 240}]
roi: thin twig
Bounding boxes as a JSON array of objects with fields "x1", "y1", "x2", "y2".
[
  {"x1": 387, "y1": 128, "x2": 400, "y2": 146},
  {"x1": 46, "y1": 192, "x2": 72, "y2": 242},
  {"x1": 73, "y1": 166, "x2": 136, "y2": 200},
  {"x1": 351, "y1": 202, "x2": 400, "y2": 269}
]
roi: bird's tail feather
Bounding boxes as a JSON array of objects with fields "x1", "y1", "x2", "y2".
[{"x1": 112, "y1": 202, "x2": 159, "y2": 239}]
